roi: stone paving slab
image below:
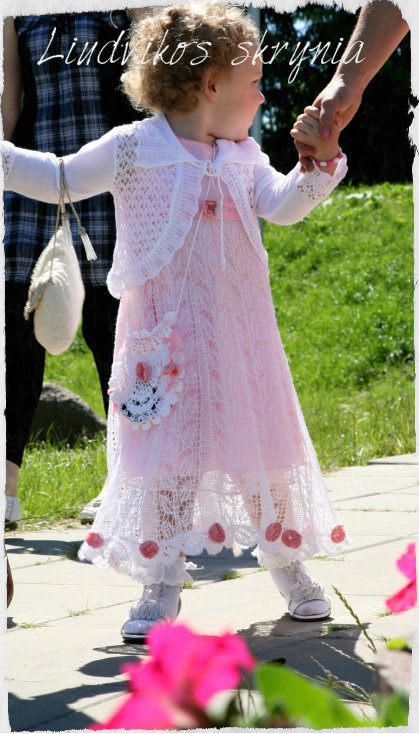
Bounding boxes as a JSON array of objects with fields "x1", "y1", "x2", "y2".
[
  {"x1": 333, "y1": 493, "x2": 418, "y2": 512},
  {"x1": 368, "y1": 453, "x2": 418, "y2": 465},
  {"x1": 4, "y1": 455, "x2": 419, "y2": 732},
  {"x1": 335, "y1": 509, "x2": 417, "y2": 537}
]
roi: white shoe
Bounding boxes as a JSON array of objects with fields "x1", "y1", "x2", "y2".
[
  {"x1": 121, "y1": 583, "x2": 182, "y2": 642},
  {"x1": 79, "y1": 496, "x2": 102, "y2": 523},
  {"x1": 270, "y1": 560, "x2": 331, "y2": 621},
  {"x1": 5, "y1": 496, "x2": 22, "y2": 524}
]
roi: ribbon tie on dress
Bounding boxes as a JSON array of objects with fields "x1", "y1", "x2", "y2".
[{"x1": 202, "y1": 161, "x2": 226, "y2": 270}]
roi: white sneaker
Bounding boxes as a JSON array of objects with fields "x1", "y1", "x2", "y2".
[
  {"x1": 79, "y1": 496, "x2": 102, "y2": 523},
  {"x1": 121, "y1": 583, "x2": 182, "y2": 642},
  {"x1": 270, "y1": 560, "x2": 331, "y2": 621},
  {"x1": 5, "y1": 496, "x2": 22, "y2": 524}
]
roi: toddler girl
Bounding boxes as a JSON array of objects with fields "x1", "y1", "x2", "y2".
[{"x1": 1, "y1": 3, "x2": 349, "y2": 642}]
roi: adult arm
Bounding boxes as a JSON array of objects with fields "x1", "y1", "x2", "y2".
[
  {"x1": 297, "y1": 0, "x2": 409, "y2": 170},
  {"x1": 2, "y1": 17, "x2": 23, "y2": 141},
  {"x1": 317, "y1": 0, "x2": 409, "y2": 137}
]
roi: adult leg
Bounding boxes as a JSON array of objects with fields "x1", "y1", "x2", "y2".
[
  {"x1": 79, "y1": 286, "x2": 119, "y2": 521},
  {"x1": 81, "y1": 285, "x2": 119, "y2": 415},
  {"x1": 5, "y1": 282, "x2": 46, "y2": 523}
]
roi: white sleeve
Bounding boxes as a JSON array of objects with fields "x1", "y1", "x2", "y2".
[
  {"x1": 1, "y1": 128, "x2": 116, "y2": 204},
  {"x1": 254, "y1": 155, "x2": 347, "y2": 225}
]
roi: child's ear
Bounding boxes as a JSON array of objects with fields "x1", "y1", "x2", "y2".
[{"x1": 202, "y1": 67, "x2": 221, "y2": 101}]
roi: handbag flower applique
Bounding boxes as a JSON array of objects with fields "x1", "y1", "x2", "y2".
[{"x1": 108, "y1": 312, "x2": 185, "y2": 430}]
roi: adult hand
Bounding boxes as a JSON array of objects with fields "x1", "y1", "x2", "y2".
[{"x1": 295, "y1": 75, "x2": 363, "y2": 172}]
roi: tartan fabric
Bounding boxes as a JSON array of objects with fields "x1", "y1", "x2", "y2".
[{"x1": 4, "y1": 11, "x2": 142, "y2": 285}]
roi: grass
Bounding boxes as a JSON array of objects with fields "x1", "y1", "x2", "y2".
[
  {"x1": 219, "y1": 569, "x2": 242, "y2": 581},
  {"x1": 324, "y1": 624, "x2": 352, "y2": 633},
  {"x1": 264, "y1": 182, "x2": 414, "y2": 470},
  {"x1": 16, "y1": 436, "x2": 107, "y2": 529},
  {"x1": 183, "y1": 581, "x2": 200, "y2": 589},
  {"x1": 10, "y1": 182, "x2": 414, "y2": 527},
  {"x1": 68, "y1": 608, "x2": 92, "y2": 617}
]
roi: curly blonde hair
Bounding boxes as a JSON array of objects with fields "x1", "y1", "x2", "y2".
[{"x1": 121, "y1": 3, "x2": 259, "y2": 114}]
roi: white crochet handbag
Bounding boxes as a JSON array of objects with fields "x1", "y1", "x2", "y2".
[{"x1": 23, "y1": 160, "x2": 96, "y2": 355}]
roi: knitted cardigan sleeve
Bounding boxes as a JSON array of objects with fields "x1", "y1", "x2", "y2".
[
  {"x1": 1, "y1": 129, "x2": 116, "y2": 203},
  {"x1": 254, "y1": 156, "x2": 347, "y2": 225}
]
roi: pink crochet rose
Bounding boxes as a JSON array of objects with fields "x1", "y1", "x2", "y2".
[
  {"x1": 136, "y1": 361, "x2": 151, "y2": 382},
  {"x1": 203, "y1": 200, "x2": 217, "y2": 217},
  {"x1": 331, "y1": 525, "x2": 346, "y2": 543},
  {"x1": 282, "y1": 529, "x2": 302, "y2": 549},
  {"x1": 86, "y1": 532, "x2": 104, "y2": 549},
  {"x1": 91, "y1": 623, "x2": 255, "y2": 730},
  {"x1": 265, "y1": 522, "x2": 282, "y2": 542},
  {"x1": 139, "y1": 540, "x2": 159, "y2": 559},
  {"x1": 208, "y1": 522, "x2": 226, "y2": 544},
  {"x1": 386, "y1": 543, "x2": 417, "y2": 613}
]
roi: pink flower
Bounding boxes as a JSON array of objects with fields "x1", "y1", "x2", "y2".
[
  {"x1": 139, "y1": 540, "x2": 159, "y2": 559},
  {"x1": 126, "y1": 624, "x2": 255, "y2": 707},
  {"x1": 265, "y1": 522, "x2": 282, "y2": 542},
  {"x1": 386, "y1": 543, "x2": 417, "y2": 613},
  {"x1": 331, "y1": 525, "x2": 346, "y2": 543},
  {"x1": 91, "y1": 623, "x2": 255, "y2": 730},
  {"x1": 90, "y1": 694, "x2": 176, "y2": 731},
  {"x1": 86, "y1": 532, "x2": 104, "y2": 549},
  {"x1": 208, "y1": 522, "x2": 226, "y2": 544},
  {"x1": 282, "y1": 529, "x2": 302, "y2": 549},
  {"x1": 136, "y1": 361, "x2": 151, "y2": 382}
]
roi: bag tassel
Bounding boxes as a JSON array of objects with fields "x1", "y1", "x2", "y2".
[
  {"x1": 62, "y1": 212, "x2": 73, "y2": 249},
  {"x1": 79, "y1": 227, "x2": 97, "y2": 261}
]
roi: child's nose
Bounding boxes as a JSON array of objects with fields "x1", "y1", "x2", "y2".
[{"x1": 258, "y1": 90, "x2": 265, "y2": 104}]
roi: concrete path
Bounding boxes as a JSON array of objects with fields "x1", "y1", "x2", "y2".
[{"x1": 4, "y1": 454, "x2": 418, "y2": 732}]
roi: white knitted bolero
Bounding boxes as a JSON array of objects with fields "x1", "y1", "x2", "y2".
[{"x1": 1, "y1": 110, "x2": 347, "y2": 300}]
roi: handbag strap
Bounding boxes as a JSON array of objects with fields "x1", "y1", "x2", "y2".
[
  {"x1": 172, "y1": 145, "x2": 217, "y2": 321},
  {"x1": 57, "y1": 159, "x2": 97, "y2": 261}
]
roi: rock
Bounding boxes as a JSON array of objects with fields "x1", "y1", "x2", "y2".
[
  {"x1": 374, "y1": 648, "x2": 412, "y2": 696},
  {"x1": 30, "y1": 382, "x2": 106, "y2": 444}
]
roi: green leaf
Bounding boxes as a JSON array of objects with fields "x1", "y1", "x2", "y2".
[
  {"x1": 386, "y1": 637, "x2": 413, "y2": 651},
  {"x1": 373, "y1": 693, "x2": 410, "y2": 727},
  {"x1": 256, "y1": 663, "x2": 373, "y2": 729}
]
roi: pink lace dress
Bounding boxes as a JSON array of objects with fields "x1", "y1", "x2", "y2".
[
  {"x1": 81, "y1": 137, "x2": 349, "y2": 583},
  {"x1": 1, "y1": 125, "x2": 349, "y2": 586}
]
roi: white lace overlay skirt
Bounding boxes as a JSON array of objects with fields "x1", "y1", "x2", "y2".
[{"x1": 79, "y1": 220, "x2": 349, "y2": 582}]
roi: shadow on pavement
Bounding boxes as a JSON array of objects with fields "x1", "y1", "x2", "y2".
[
  {"x1": 238, "y1": 618, "x2": 375, "y2": 701},
  {"x1": 5, "y1": 536, "x2": 83, "y2": 560},
  {"x1": 8, "y1": 652, "x2": 146, "y2": 732}
]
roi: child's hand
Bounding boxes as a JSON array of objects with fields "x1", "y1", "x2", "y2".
[{"x1": 291, "y1": 106, "x2": 340, "y2": 174}]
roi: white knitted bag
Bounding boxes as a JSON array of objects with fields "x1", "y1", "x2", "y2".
[{"x1": 23, "y1": 160, "x2": 96, "y2": 356}]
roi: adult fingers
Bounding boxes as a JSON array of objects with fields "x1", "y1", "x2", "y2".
[{"x1": 317, "y1": 97, "x2": 338, "y2": 139}]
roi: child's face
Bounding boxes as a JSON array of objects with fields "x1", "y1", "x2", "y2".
[{"x1": 211, "y1": 57, "x2": 264, "y2": 142}]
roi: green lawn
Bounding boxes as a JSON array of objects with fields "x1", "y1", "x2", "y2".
[{"x1": 15, "y1": 182, "x2": 415, "y2": 526}]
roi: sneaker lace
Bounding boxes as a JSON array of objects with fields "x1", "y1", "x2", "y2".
[
  {"x1": 129, "y1": 583, "x2": 167, "y2": 621},
  {"x1": 287, "y1": 561, "x2": 325, "y2": 604}
]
